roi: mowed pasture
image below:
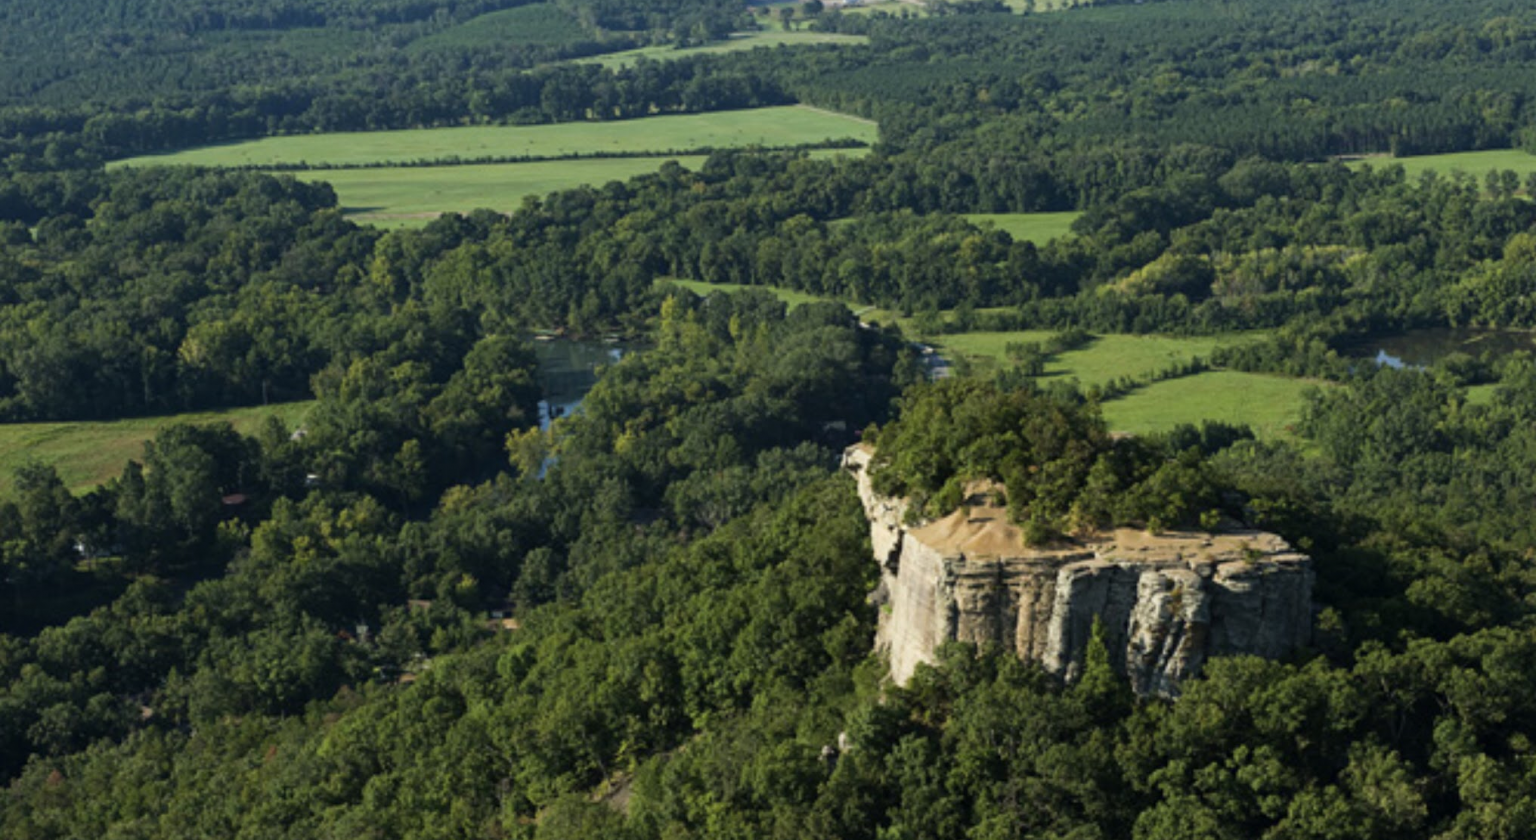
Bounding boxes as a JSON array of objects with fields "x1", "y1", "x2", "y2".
[
  {"x1": 0, "y1": 402, "x2": 313, "y2": 498},
  {"x1": 938, "y1": 330, "x2": 1318, "y2": 438},
  {"x1": 313, "y1": 156, "x2": 707, "y2": 225},
  {"x1": 111, "y1": 106, "x2": 878, "y2": 169},
  {"x1": 1100, "y1": 371, "x2": 1321, "y2": 440},
  {"x1": 1351, "y1": 148, "x2": 1536, "y2": 181},
  {"x1": 934, "y1": 330, "x2": 1263, "y2": 385},
  {"x1": 965, "y1": 211, "x2": 1083, "y2": 244},
  {"x1": 320, "y1": 147, "x2": 867, "y2": 226},
  {"x1": 577, "y1": 30, "x2": 868, "y2": 69}
]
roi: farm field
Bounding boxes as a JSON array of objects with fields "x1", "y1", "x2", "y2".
[
  {"x1": 934, "y1": 330, "x2": 1266, "y2": 385},
  {"x1": 577, "y1": 29, "x2": 867, "y2": 68},
  {"x1": 304, "y1": 156, "x2": 705, "y2": 225},
  {"x1": 316, "y1": 147, "x2": 867, "y2": 225},
  {"x1": 110, "y1": 106, "x2": 877, "y2": 169},
  {"x1": 1351, "y1": 148, "x2": 1536, "y2": 181},
  {"x1": 0, "y1": 401, "x2": 314, "y2": 498},
  {"x1": 1100, "y1": 371, "x2": 1321, "y2": 440},
  {"x1": 965, "y1": 211, "x2": 1082, "y2": 244}
]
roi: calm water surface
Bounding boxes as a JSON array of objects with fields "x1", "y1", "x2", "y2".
[
  {"x1": 1347, "y1": 328, "x2": 1536, "y2": 368},
  {"x1": 532, "y1": 338, "x2": 626, "y2": 430}
]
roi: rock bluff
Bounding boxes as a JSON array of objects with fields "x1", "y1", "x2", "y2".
[{"x1": 844, "y1": 445, "x2": 1313, "y2": 696}]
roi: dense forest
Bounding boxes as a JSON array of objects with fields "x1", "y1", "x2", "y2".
[{"x1": 7, "y1": 0, "x2": 1536, "y2": 837}]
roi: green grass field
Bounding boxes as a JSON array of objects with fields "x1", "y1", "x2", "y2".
[
  {"x1": 965, "y1": 211, "x2": 1083, "y2": 244},
  {"x1": 578, "y1": 29, "x2": 867, "y2": 68},
  {"x1": 111, "y1": 106, "x2": 877, "y2": 169},
  {"x1": 938, "y1": 330, "x2": 1319, "y2": 437},
  {"x1": 663, "y1": 278, "x2": 840, "y2": 309},
  {"x1": 935, "y1": 331, "x2": 1264, "y2": 385},
  {"x1": 313, "y1": 147, "x2": 867, "y2": 226},
  {"x1": 1350, "y1": 148, "x2": 1536, "y2": 181},
  {"x1": 307, "y1": 156, "x2": 706, "y2": 224},
  {"x1": 0, "y1": 402, "x2": 314, "y2": 498},
  {"x1": 661, "y1": 277, "x2": 904, "y2": 323},
  {"x1": 1466, "y1": 383, "x2": 1498, "y2": 406},
  {"x1": 1100, "y1": 371, "x2": 1320, "y2": 440}
]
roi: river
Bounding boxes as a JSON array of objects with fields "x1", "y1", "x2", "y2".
[
  {"x1": 532, "y1": 338, "x2": 626, "y2": 430},
  {"x1": 1346, "y1": 328, "x2": 1536, "y2": 369}
]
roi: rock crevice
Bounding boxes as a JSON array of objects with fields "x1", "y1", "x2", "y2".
[{"x1": 845, "y1": 445, "x2": 1313, "y2": 696}]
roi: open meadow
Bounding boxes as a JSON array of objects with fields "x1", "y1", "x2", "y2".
[
  {"x1": 577, "y1": 30, "x2": 867, "y2": 68},
  {"x1": 938, "y1": 330, "x2": 1320, "y2": 438},
  {"x1": 934, "y1": 330, "x2": 1264, "y2": 385},
  {"x1": 111, "y1": 106, "x2": 877, "y2": 169},
  {"x1": 307, "y1": 156, "x2": 708, "y2": 225},
  {"x1": 319, "y1": 147, "x2": 867, "y2": 225},
  {"x1": 1350, "y1": 148, "x2": 1536, "y2": 181},
  {"x1": 965, "y1": 211, "x2": 1082, "y2": 244},
  {"x1": 1100, "y1": 371, "x2": 1320, "y2": 440},
  {"x1": 0, "y1": 402, "x2": 313, "y2": 498},
  {"x1": 111, "y1": 106, "x2": 876, "y2": 225}
]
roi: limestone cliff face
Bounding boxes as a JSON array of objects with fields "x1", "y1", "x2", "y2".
[{"x1": 845, "y1": 445, "x2": 1313, "y2": 696}]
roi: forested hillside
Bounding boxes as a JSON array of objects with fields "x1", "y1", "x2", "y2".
[
  {"x1": 7, "y1": 0, "x2": 1536, "y2": 837},
  {"x1": 0, "y1": 0, "x2": 743, "y2": 109}
]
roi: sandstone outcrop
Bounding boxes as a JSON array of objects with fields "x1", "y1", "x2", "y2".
[{"x1": 845, "y1": 445, "x2": 1313, "y2": 697}]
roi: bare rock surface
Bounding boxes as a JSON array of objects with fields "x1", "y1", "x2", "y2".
[{"x1": 844, "y1": 445, "x2": 1313, "y2": 696}]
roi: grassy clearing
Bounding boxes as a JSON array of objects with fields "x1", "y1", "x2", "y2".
[
  {"x1": 307, "y1": 156, "x2": 706, "y2": 224},
  {"x1": 577, "y1": 29, "x2": 867, "y2": 68},
  {"x1": 935, "y1": 331, "x2": 1265, "y2": 385},
  {"x1": 0, "y1": 402, "x2": 314, "y2": 498},
  {"x1": 663, "y1": 278, "x2": 839, "y2": 309},
  {"x1": 1100, "y1": 371, "x2": 1320, "y2": 440},
  {"x1": 965, "y1": 211, "x2": 1082, "y2": 244},
  {"x1": 111, "y1": 106, "x2": 877, "y2": 169},
  {"x1": 1466, "y1": 384, "x2": 1498, "y2": 406},
  {"x1": 318, "y1": 147, "x2": 866, "y2": 226},
  {"x1": 662, "y1": 277, "x2": 905, "y2": 321},
  {"x1": 1350, "y1": 148, "x2": 1536, "y2": 181}
]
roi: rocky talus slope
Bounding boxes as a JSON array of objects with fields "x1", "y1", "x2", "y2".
[{"x1": 844, "y1": 446, "x2": 1314, "y2": 697}]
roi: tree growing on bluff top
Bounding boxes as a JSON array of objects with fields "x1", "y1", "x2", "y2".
[{"x1": 867, "y1": 379, "x2": 1225, "y2": 543}]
